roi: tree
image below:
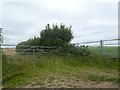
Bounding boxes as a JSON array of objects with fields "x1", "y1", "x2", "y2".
[
  {"x1": 0, "y1": 28, "x2": 3, "y2": 45},
  {"x1": 40, "y1": 24, "x2": 73, "y2": 47},
  {"x1": 16, "y1": 23, "x2": 74, "y2": 54}
]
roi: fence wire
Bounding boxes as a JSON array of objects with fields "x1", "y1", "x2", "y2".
[{"x1": 74, "y1": 39, "x2": 119, "y2": 58}]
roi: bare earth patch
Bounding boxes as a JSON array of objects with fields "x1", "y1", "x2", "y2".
[{"x1": 23, "y1": 74, "x2": 118, "y2": 88}]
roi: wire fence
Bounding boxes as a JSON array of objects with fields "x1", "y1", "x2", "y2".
[
  {"x1": 1, "y1": 38, "x2": 119, "y2": 58},
  {"x1": 74, "y1": 39, "x2": 119, "y2": 58}
]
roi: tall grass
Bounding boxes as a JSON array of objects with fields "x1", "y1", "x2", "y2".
[{"x1": 2, "y1": 54, "x2": 118, "y2": 87}]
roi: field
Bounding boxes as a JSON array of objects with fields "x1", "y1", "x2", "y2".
[
  {"x1": 2, "y1": 47, "x2": 119, "y2": 88},
  {"x1": 88, "y1": 46, "x2": 118, "y2": 58}
]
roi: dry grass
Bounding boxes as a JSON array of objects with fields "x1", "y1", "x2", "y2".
[{"x1": 2, "y1": 48, "x2": 16, "y2": 56}]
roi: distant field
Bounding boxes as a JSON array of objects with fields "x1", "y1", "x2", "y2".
[
  {"x1": 88, "y1": 46, "x2": 118, "y2": 58},
  {"x1": 2, "y1": 48, "x2": 119, "y2": 88},
  {"x1": 2, "y1": 48, "x2": 16, "y2": 56}
]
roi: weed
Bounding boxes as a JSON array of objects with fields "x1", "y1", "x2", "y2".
[{"x1": 87, "y1": 73, "x2": 118, "y2": 83}]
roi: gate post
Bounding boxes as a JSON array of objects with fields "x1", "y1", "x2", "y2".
[
  {"x1": 33, "y1": 46, "x2": 35, "y2": 55},
  {"x1": 100, "y1": 40, "x2": 103, "y2": 56},
  {"x1": 0, "y1": 28, "x2": 2, "y2": 88}
]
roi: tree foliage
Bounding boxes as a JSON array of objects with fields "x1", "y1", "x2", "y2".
[
  {"x1": 17, "y1": 24, "x2": 73, "y2": 47},
  {"x1": 0, "y1": 28, "x2": 3, "y2": 44},
  {"x1": 40, "y1": 24, "x2": 73, "y2": 47},
  {"x1": 16, "y1": 23, "x2": 73, "y2": 53}
]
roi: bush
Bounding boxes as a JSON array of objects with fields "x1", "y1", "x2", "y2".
[
  {"x1": 49, "y1": 44, "x2": 91, "y2": 56},
  {"x1": 16, "y1": 23, "x2": 73, "y2": 54}
]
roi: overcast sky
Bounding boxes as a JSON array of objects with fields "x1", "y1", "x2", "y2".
[{"x1": 0, "y1": 0, "x2": 119, "y2": 45}]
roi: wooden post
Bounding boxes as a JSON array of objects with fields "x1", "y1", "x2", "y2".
[{"x1": 100, "y1": 40, "x2": 103, "y2": 56}]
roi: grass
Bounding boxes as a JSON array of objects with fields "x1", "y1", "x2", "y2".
[
  {"x1": 87, "y1": 73, "x2": 118, "y2": 83},
  {"x1": 2, "y1": 53, "x2": 119, "y2": 88}
]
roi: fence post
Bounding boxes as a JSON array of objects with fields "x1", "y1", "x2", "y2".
[
  {"x1": 33, "y1": 46, "x2": 35, "y2": 55},
  {"x1": 100, "y1": 40, "x2": 103, "y2": 56},
  {"x1": 0, "y1": 28, "x2": 2, "y2": 88},
  {"x1": 76, "y1": 43, "x2": 79, "y2": 47}
]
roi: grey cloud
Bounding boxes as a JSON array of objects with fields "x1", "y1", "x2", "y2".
[{"x1": 1, "y1": 1, "x2": 118, "y2": 45}]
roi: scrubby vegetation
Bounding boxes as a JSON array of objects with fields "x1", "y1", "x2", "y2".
[
  {"x1": 2, "y1": 53, "x2": 118, "y2": 88},
  {"x1": 16, "y1": 24, "x2": 92, "y2": 57}
]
